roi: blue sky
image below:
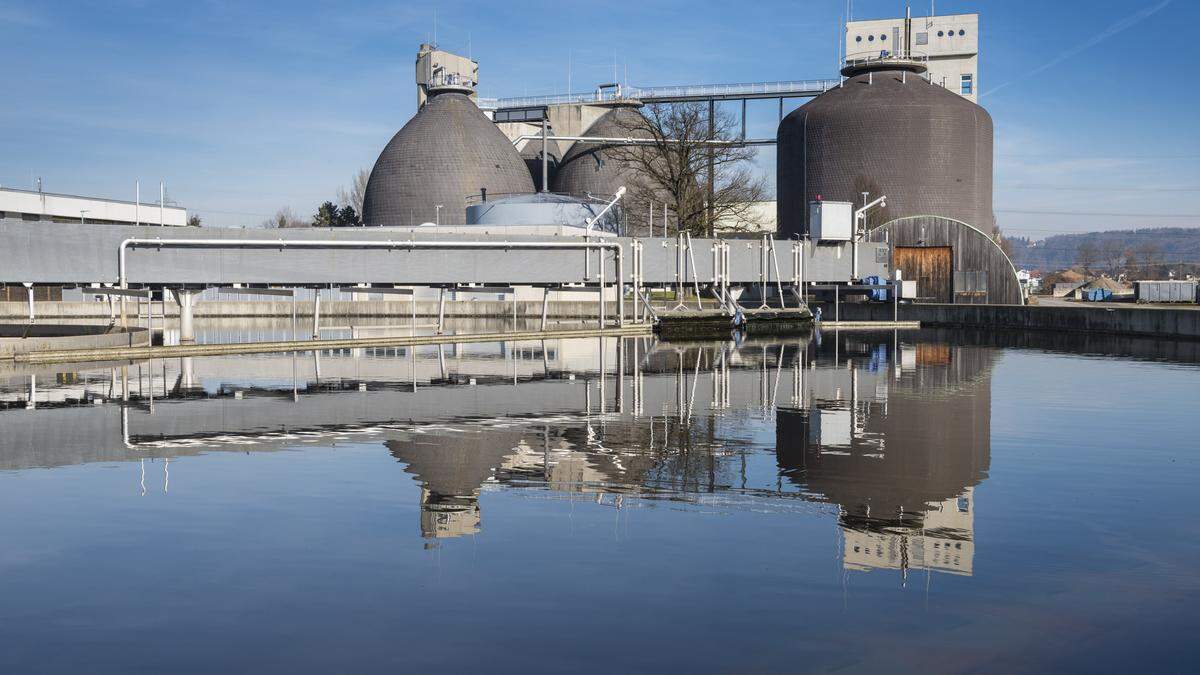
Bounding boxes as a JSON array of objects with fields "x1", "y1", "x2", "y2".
[{"x1": 1, "y1": 0, "x2": 1197, "y2": 237}]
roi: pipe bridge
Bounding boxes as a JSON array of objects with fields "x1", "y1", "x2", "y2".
[
  {"x1": 0, "y1": 220, "x2": 890, "y2": 337},
  {"x1": 0, "y1": 222, "x2": 887, "y2": 290}
]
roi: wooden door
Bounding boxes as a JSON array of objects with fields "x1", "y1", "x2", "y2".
[{"x1": 895, "y1": 247, "x2": 952, "y2": 303}]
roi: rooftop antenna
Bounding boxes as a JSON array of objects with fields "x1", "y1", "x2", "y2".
[
  {"x1": 843, "y1": 0, "x2": 852, "y2": 71},
  {"x1": 433, "y1": 7, "x2": 437, "y2": 47}
]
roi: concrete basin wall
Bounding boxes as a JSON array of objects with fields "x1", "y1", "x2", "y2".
[
  {"x1": 816, "y1": 302, "x2": 1200, "y2": 340},
  {"x1": 0, "y1": 324, "x2": 150, "y2": 359},
  {"x1": 0, "y1": 300, "x2": 613, "y2": 320}
]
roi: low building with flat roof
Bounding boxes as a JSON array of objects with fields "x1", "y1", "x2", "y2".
[{"x1": 0, "y1": 186, "x2": 188, "y2": 227}]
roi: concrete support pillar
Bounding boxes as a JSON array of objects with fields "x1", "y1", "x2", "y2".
[
  {"x1": 23, "y1": 283, "x2": 34, "y2": 324},
  {"x1": 437, "y1": 288, "x2": 446, "y2": 334},
  {"x1": 311, "y1": 291, "x2": 321, "y2": 339},
  {"x1": 175, "y1": 289, "x2": 197, "y2": 344},
  {"x1": 181, "y1": 357, "x2": 197, "y2": 390}
]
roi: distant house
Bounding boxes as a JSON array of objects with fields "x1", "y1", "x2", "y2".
[{"x1": 1017, "y1": 269, "x2": 1042, "y2": 292}]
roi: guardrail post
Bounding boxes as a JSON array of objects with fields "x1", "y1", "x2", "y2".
[
  {"x1": 759, "y1": 236, "x2": 769, "y2": 309},
  {"x1": 631, "y1": 241, "x2": 640, "y2": 323},
  {"x1": 598, "y1": 250, "x2": 606, "y2": 329},
  {"x1": 616, "y1": 245, "x2": 625, "y2": 327},
  {"x1": 685, "y1": 233, "x2": 703, "y2": 310}
]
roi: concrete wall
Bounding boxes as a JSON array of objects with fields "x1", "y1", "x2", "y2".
[
  {"x1": 818, "y1": 302, "x2": 1200, "y2": 340},
  {"x1": 0, "y1": 324, "x2": 149, "y2": 358},
  {"x1": 846, "y1": 13, "x2": 979, "y2": 101},
  {"x1": 0, "y1": 300, "x2": 618, "y2": 320},
  {"x1": 545, "y1": 104, "x2": 611, "y2": 155}
]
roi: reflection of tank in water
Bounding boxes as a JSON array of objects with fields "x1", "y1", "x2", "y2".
[
  {"x1": 776, "y1": 339, "x2": 994, "y2": 577},
  {"x1": 387, "y1": 430, "x2": 526, "y2": 539}
]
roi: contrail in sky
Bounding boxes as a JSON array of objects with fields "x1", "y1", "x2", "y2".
[{"x1": 983, "y1": 0, "x2": 1172, "y2": 97}]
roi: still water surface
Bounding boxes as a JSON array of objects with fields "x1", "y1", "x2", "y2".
[{"x1": 1, "y1": 324, "x2": 1198, "y2": 673}]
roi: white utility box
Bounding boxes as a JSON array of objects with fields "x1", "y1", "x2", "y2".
[
  {"x1": 900, "y1": 280, "x2": 917, "y2": 298},
  {"x1": 808, "y1": 200, "x2": 854, "y2": 241}
]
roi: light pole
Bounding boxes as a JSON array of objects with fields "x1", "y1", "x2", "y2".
[{"x1": 80, "y1": 209, "x2": 89, "y2": 224}]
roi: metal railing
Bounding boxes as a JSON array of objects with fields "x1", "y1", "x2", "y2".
[
  {"x1": 479, "y1": 79, "x2": 840, "y2": 110},
  {"x1": 842, "y1": 49, "x2": 929, "y2": 71}
]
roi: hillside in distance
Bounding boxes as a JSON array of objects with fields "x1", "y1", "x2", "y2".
[{"x1": 1005, "y1": 227, "x2": 1200, "y2": 271}]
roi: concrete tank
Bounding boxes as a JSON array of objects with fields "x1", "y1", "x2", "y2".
[
  {"x1": 552, "y1": 103, "x2": 648, "y2": 201},
  {"x1": 776, "y1": 59, "x2": 993, "y2": 237},
  {"x1": 465, "y1": 192, "x2": 619, "y2": 233},
  {"x1": 362, "y1": 89, "x2": 535, "y2": 226},
  {"x1": 518, "y1": 132, "x2": 562, "y2": 192}
]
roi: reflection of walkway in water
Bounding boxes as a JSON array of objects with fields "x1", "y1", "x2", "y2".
[{"x1": 2, "y1": 331, "x2": 998, "y2": 570}]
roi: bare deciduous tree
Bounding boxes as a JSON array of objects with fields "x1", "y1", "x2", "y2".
[
  {"x1": 263, "y1": 207, "x2": 307, "y2": 228},
  {"x1": 1134, "y1": 241, "x2": 1161, "y2": 279},
  {"x1": 1076, "y1": 240, "x2": 1098, "y2": 272},
  {"x1": 337, "y1": 169, "x2": 369, "y2": 216},
  {"x1": 1100, "y1": 239, "x2": 1125, "y2": 273},
  {"x1": 607, "y1": 102, "x2": 768, "y2": 236}
]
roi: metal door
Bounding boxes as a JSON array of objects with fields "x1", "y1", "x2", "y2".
[{"x1": 894, "y1": 246, "x2": 952, "y2": 303}]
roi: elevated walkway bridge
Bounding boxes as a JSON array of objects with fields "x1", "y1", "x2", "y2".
[
  {"x1": 479, "y1": 79, "x2": 840, "y2": 112},
  {"x1": 482, "y1": 79, "x2": 841, "y2": 135},
  {"x1": 0, "y1": 219, "x2": 889, "y2": 340}
]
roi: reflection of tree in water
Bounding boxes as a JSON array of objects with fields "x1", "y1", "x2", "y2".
[{"x1": 386, "y1": 335, "x2": 997, "y2": 567}]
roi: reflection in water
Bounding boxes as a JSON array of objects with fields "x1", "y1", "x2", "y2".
[
  {"x1": 777, "y1": 339, "x2": 994, "y2": 579},
  {"x1": 0, "y1": 327, "x2": 997, "y2": 580},
  {"x1": 4, "y1": 323, "x2": 1199, "y2": 673}
]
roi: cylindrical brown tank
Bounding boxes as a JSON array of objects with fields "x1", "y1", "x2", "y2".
[
  {"x1": 776, "y1": 62, "x2": 993, "y2": 237},
  {"x1": 362, "y1": 89, "x2": 535, "y2": 226}
]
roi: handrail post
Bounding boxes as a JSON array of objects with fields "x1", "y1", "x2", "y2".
[
  {"x1": 685, "y1": 232, "x2": 702, "y2": 310},
  {"x1": 598, "y1": 252, "x2": 606, "y2": 330},
  {"x1": 616, "y1": 244, "x2": 625, "y2": 327}
]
